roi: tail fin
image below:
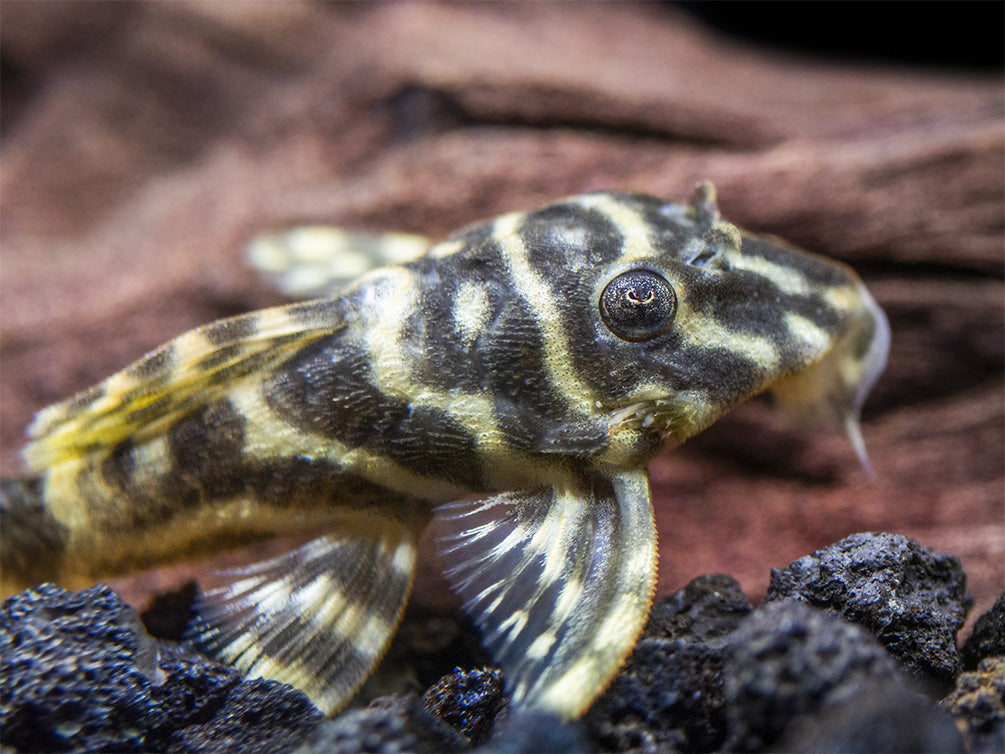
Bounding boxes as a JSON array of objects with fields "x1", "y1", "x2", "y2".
[{"x1": 1, "y1": 475, "x2": 68, "y2": 597}]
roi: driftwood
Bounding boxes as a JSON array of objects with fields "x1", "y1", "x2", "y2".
[{"x1": 2, "y1": 3, "x2": 1001, "y2": 627}]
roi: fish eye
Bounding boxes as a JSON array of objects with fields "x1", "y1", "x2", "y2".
[{"x1": 599, "y1": 269, "x2": 677, "y2": 341}]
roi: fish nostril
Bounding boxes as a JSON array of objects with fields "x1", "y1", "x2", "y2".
[{"x1": 688, "y1": 249, "x2": 718, "y2": 267}]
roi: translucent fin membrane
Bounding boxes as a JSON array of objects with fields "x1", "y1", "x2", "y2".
[
  {"x1": 433, "y1": 471, "x2": 657, "y2": 718},
  {"x1": 194, "y1": 523, "x2": 417, "y2": 715}
]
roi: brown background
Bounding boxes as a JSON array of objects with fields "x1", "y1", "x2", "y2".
[{"x1": 2, "y1": 3, "x2": 1002, "y2": 631}]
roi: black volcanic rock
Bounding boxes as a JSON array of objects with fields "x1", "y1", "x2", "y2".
[
  {"x1": 587, "y1": 638, "x2": 724, "y2": 753},
  {"x1": 961, "y1": 592, "x2": 1005, "y2": 671},
  {"x1": 0, "y1": 583, "x2": 321, "y2": 752},
  {"x1": 585, "y1": 575, "x2": 751, "y2": 752},
  {"x1": 477, "y1": 710, "x2": 590, "y2": 754},
  {"x1": 644, "y1": 573, "x2": 753, "y2": 643},
  {"x1": 722, "y1": 599, "x2": 906, "y2": 752},
  {"x1": 943, "y1": 656, "x2": 1005, "y2": 754},
  {"x1": 1, "y1": 533, "x2": 993, "y2": 753},
  {"x1": 297, "y1": 695, "x2": 468, "y2": 754},
  {"x1": 423, "y1": 667, "x2": 507, "y2": 745},
  {"x1": 1, "y1": 583, "x2": 167, "y2": 752},
  {"x1": 778, "y1": 680, "x2": 964, "y2": 753},
  {"x1": 765, "y1": 532, "x2": 972, "y2": 692}
]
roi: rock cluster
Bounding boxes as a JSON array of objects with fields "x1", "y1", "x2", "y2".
[{"x1": 2, "y1": 533, "x2": 1000, "y2": 753}]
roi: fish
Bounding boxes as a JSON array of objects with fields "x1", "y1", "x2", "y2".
[{"x1": 0, "y1": 183, "x2": 889, "y2": 718}]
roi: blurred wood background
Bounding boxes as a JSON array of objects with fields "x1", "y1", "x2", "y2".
[{"x1": 1, "y1": 3, "x2": 1001, "y2": 630}]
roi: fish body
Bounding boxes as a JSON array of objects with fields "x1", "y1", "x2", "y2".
[{"x1": 0, "y1": 184, "x2": 889, "y2": 717}]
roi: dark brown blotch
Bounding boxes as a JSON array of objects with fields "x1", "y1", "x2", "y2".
[
  {"x1": 265, "y1": 339, "x2": 484, "y2": 488},
  {"x1": 167, "y1": 399, "x2": 248, "y2": 501},
  {"x1": 264, "y1": 340, "x2": 409, "y2": 448},
  {"x1": 125, "y1": 394, "x2": 175, "y2": 428},
  {"x1": 194, "y1": 343, "x2": 244, "y2": 373},
  {"x1": 0, "y1": 476, "x2": 69, "y2": 587},
  {"x1": 521, "y1": 202, "x2": 625, "y2": 274},
  {"x1": 101, "y1": 439, "x2": 136, "y2": 492},
  {"x1": 386, "y1": 405, "x2": 482, "y2": 488},
  {"x1": 128, "y1": 345, "x2": 176, "y2": 381},
  {"x1": 286, "y1": 299, "x2": 344, "y2": 329},
  {"x1": 202, "y1": 316, "x2": 258, "y2": 347},
  {"x1": 66, "y1": 384, "x2": 108, "y2": 416},
  {"x1": 480, "y1": 301, "x2": 565, "y2": 423}
]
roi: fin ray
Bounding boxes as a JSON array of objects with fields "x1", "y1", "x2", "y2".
[
  {"x1": 194, "y1": 523, "x2": 417, "y2": 715},
  {"x1": 25, "y1": 300, "x2": 345, "y2": 469},
  {"x1": 433, "y1": 470, "x2": 658, "y2": 718}
]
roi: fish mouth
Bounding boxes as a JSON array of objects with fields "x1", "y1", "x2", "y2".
[{"x1": 606, "y1": 397, "x2": 708, "y2": 447}]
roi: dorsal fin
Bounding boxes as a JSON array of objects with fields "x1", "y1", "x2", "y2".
[
  {"x1": 433, "y1": 470, "x2": 658, "y2": 718},
  {"x1": 193, "y1": 521, "x2": 418, "y2": 715},
  {"x1": 24, "y1": 300, "x2": 344, "y2": 470}
]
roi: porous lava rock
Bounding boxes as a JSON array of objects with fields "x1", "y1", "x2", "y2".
[
  {"x1": 585, "y1": 574, "x2": 751, "y2": 752},
  {"x1": 943, "y1": 656, "x2": 1005, "y2": 754},
  {"x1": 778, "y1": 680, "x2": 964, "y2": 753},
  {"x1": 0, "y1": 583, "x2": 321, "y2": 753},
  {"x1": 422, "y1": 667, "x2": 506, "y2": 745},
  {"x1": 765, "y1": 532, "x2": 972, "y2": 693},
  {"x1": 721, "y1": 599, "x2": 908, "y2": 752},
  {"x1": 961, "y1": 592, "x2": 1005, "y2": 672},
  {"x1": 296, "y1": 695, "x2": 468, "y2": 754},
  {"x1": 476, "y1": 710, "x2": 590, "y2": 754},
  {"x1": 0, "y1": 533, "x2": 995, "y2": 753},
  {"x1": 644, "y1": 573, "x2": 753, "y2": 643}
]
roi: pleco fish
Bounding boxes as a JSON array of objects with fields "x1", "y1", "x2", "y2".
[{"x1": 0, "y1": 183, "x2": 889, "y2": 718}]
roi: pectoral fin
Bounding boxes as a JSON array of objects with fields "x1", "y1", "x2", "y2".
[
  {"x1": 193, "y1": 521, "x2": 417, "y2": 715},
  {"x1": 433, "y1": 470, "x2": 657, "y2": 719}
]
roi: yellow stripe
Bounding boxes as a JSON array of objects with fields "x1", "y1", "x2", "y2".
[
  {"x1": 350, "y1": 267, "x2": 537, "y2": 484},
  {"x1": 785, "y1": 312, "x2": 832, "y2": 353},
  {"x1": 823, "y1": 284, "x2": 862, "y2": 312},
  {"x1": 452, "y1": 280, "x2": 492, "y2": 349},
  {"x1": 428, "y1": 238, "x2": 466, "y2": 259},
  {"x1": 535, "y1": 658, "x2": 600, "y2": 709},
  {"x1": 573, "y1": 195, "x2": 654, "y2": 263},
  {"x1": 679, "y1": 305, "x2": 781, "y2": 370},
  {"x1": 494, "y1": 212, "x2": 598, "y2": 413},
  {"x1": 129, "y1": 435, "x2": 172, "y2": 489},
  {"x1": 230, "y1": 380, "x2": 467, "y2": 503},
  {"x1": 733, "y1": 253, "x2": 813, "y2": 296}
]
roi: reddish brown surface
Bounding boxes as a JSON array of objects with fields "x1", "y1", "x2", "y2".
[{"x1": 2, "y1": 4, "x2": 1002, "y2": 631}]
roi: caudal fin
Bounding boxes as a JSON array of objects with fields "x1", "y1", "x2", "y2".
[{"x1": 1, "y1": 475, "x2": 68, "y2": 596}]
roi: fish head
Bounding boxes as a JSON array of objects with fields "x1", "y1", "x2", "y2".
[{"x1": 519, "y1": 183, "x2": 889, "y2": 469}]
